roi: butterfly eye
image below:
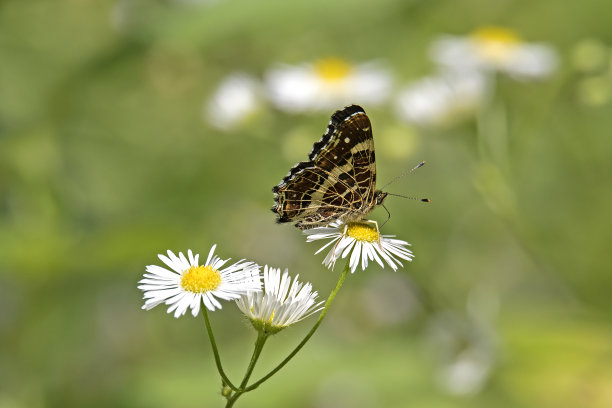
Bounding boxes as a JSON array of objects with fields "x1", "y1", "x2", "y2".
[{"x1": 376, "y1": 192, "x2": 389, "y2": 205}]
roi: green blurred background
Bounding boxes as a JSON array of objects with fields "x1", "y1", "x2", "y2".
[{"x1": 1, "y1": 0, "x2": 611, "y2": 407}]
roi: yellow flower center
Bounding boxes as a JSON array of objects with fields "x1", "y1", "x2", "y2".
[
  {"x1": 471, "y1": 26, "x2": 521, "y2": 45},
  {"x1": 314, "y1": 57, "x2": 353, "y2": 83},
  {"x1": 470, "y1": 26, "x2": 522, "y2": 63},
  {"x1": 346, "y1": 222, "x2": 379, "y2": 243},
  {"x1": 180, "y1": 265, "x2": 222, "y2": 293}
]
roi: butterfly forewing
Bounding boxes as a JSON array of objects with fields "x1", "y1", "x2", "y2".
[{"x1": 272, "y1": 105, "x2": 379, "y2": 229}]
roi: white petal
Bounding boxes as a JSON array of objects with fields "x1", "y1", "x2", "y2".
[
  {"x1": 207, "y1": 293, "x2": 223, "y2": 310},
  {"x1": 158, "y1": 252, "x2": 182, "y2": 274},
  {"x1": 145, "y1": 264, "x2": 180, "y2": 279},
  {"x1": 202, "y1": 294, "x2": 216, "y2": 311},
  {"x1": 205, "y1": 244, "x2": 217, "y2": 266},
  {"x1": 190, "y1": 295, "x2": 201, "y2": 317},
  {"x1": 314, "y1": 237, "x2": 339, "y2": 254}
]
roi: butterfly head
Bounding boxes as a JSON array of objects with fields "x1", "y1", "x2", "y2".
[{"x1": 374, "y1": 190, "x2": 388, "y2": 206}]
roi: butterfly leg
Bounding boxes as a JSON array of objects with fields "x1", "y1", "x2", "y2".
[
  {"x1": 380, "y1": 204, "x2": 391, "y2": 228},
  {"x1": 363, "y1": 219, "x2": 384, "y2": 250}
]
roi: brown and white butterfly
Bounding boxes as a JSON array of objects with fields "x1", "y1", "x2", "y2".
[{"x1": 272, "y1": 105, "x2": 389, "y2": 230}]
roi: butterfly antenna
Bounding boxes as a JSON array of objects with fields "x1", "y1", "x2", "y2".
[
  {"x1": 386, "y1": 193, "x2": 431, "y2": 203},
  {"x1": 380, "y1": 196, "x2": 427, "y2": 230},
  {"x1": 380, "y1": 161, "x2": 426, "y2": 191}
]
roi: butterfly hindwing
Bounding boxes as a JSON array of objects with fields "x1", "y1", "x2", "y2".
[{"x1": 272, "y1": 105, "x2": 379, "y2": 229}]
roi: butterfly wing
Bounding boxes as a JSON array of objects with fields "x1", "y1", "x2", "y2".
[{"x1": 272, "y1": 105, "x2": 378, "y2": 229}]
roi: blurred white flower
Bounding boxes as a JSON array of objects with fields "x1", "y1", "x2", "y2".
[
  {"x1": 266, "y1": 58, "x2": 392, "y2": 112},
  {"x1": 395, "y1": 70, "x2": 486, "y2": 127},
  {"x1": 205, "y1": 73, "x2": 263, "y2": 130},
  {"x1": 430, "y1": 26, "x2": 558, "y2": 80},
  {"x1": 427, "y1": 311, "x2": 497, "y2": 396},
  {"x1": 138, "y1": 245, "x2": 261, "y2": 318},
  {"x1": 236, "y1": 266, "x2": 323, "y2": 334},
  {"x1": 304, "y1": 220, "x2": 414, "y2": 273},
  {"x1": 439, "y1": 347, "x2": 493, "y2": 396}
]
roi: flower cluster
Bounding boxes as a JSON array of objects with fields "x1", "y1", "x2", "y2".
[
  {"x1": 203, "y1": 26, "x2": 558, "y2": 131},
  {"x1": 139, "y1": 219, "x2": 415, "y2": 320},
  {"x1": 397, "y1": 26, "x2": 558, "y2": 128},
  {"x1": 138, "y1": 245, "x2": 325, "y2": 332},
  {"x1": 138, "y1": 153, "x2": 418, "y2": 406},
  {"x1": 203, "y1": 57, "x2": 391, "y2": 130}
]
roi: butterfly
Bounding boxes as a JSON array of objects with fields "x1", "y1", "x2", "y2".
[{"x1": 272, "y1": 105, "x2": 388, "y2": 230}]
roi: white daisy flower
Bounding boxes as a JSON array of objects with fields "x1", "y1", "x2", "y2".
[
  {"x1": 396, "y1": 70, "x2": 486, "y2": 127},
  {"x1": 305, "y1": 221, "x2": 414, "y2": 273},
  {"x1": 205, "y1": 73, "x2": 263, "y2": 130},
  {"x1": 138, "y1": 245, "x2": 261, "y2": 318},
  {"x1": 236, "y1": 266, "x2": 323, "y2": 334},
  {"x1": 266, "y1": 58, "x2": 392, "y2": 113},
  {"x1": 430, "y1": 26, "x2": 558, "y2": 80}
]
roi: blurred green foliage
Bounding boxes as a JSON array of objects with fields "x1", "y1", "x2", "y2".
[{"x1": 1, "y1": 0, "x2": 612, "y2": 407}]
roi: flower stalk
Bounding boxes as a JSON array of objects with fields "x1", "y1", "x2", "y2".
[
  {"x1": 209, "y1": 260, "x2": 351, "y2": 407},
  {"x1": 244, "y1": 260, "x2": 350, "y2": 392},
  {"x1": 224, "y1": 331, "x2": 269, "y2": 407},
  {"x1": 202, "y1": 307, "x2": 236, "y2": 391}
]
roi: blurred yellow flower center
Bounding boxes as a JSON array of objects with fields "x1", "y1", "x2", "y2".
[
  {"x1": 346, "y1": 222, "x2": 379, "y2": 243},
  {"x1": 471, "y1": 26, "x2": 521, "y2": 45},
  {"x1": 181, "y1": 265, "x2": 222, "y2": 293},
  {"x1": 471, "y1": 27, "x2": 522, "y2": 63},
  {"x1": 314, "y1": 58, "x2": 352, "y2": 82}
]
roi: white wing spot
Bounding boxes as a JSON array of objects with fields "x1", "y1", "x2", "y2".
[
  {"x1": 333, "y1": 155, "x2": 338, "y2": 160},
  {"x1": 344, "y1": 137, "x2": 350, "y2": 143}
]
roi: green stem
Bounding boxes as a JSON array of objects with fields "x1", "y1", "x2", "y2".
[
  {"x1": 224, "y1": 332, "x2": 269, "y2": 407},
  {"x1": 240, "y1": 331, "x2": 268, "y2": 388},
  {"x1": 243, "y1": 260, "x2": 351, "y2": 392},
  {"x1": 476, "y1": 72, "x2": 509, "y2": 168},
  {"x1": 225, "y1": 395, "x2": 238, "y2": 408},
  {"x1": 201, "y1": 306, "x2": 237, "y2": 391}
]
